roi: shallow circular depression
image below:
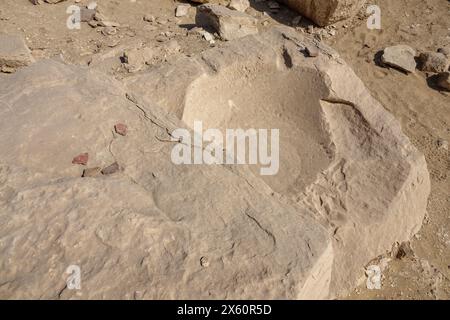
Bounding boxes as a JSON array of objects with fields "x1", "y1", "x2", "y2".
[{"x1": 183, "y1": 64, "x2": 335, "y2": 196}]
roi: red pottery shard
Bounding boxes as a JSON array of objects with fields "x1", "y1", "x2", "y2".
[
  {"x1": 114, "y1": 123, "x2": 128, "y2": 136},
  {"x1": 72, "y1": 153, "x2": 89, "y2": 165}
]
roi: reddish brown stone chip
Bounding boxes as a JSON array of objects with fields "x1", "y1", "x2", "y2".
[
  {"x1": 72, "y1": 153, "x2": 89, "y2": 166},
  {"x1": 114, "y1": 123, "x2": 128, "y2": 136}
]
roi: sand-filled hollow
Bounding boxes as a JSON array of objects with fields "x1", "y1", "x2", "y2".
[{"x1": 183, "y1": 65, "x2": 334, "y2": 195}]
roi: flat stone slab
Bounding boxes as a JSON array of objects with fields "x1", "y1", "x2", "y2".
[{"x1": 0, "y1": 28, "x2": 430, "y2": 299}]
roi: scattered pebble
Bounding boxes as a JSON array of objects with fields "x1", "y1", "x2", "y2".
[
  {"x1": 143, "y1": 14, "x2": 155, "y2": 23},
  {"x1": 437, "y1": 138, "x2": 448, "y2": 150},
  {"x1": 200, "y1": 256, "x2": 210, "y2": 268}
]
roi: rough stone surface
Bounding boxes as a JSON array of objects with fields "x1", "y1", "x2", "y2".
[
  {"x1": 195, "y1": 4, "x2": 258, "y2": 41},
  {"x1": 278, "y1": 0, "x2": 367, "y2": 26},
  {"x1": 124, "y1": 28, "x2": 429, "y2": 297},
  {"x1": 0, "y1": 34, "x2": 35, "y2": 72},
  {"x1": 381, "y1": 45, "x2": 417, "y2": 73},
  {"x1": 0, "y1": 28, "x2": 430, "y2": 299}
]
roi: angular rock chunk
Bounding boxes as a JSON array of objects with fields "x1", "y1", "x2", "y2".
[
  {"x1": 0, "y1": 34, "x2": 35, "y2": 72},
  {"x1": 381, "y1": 45, "x2": 417, "y2": 73},
  {"x1": 195, "y1": 4, "x2": 258, "y2": 41},
  {"x1": 82, "y1": 167, "x2": 102, "y2": 178},
  {"x1": 175, "y1": 4, "x2": 191, "y2": 17}
]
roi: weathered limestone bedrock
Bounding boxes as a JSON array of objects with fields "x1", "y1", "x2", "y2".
[
  {"x1": 0, "y1": 27, "x2": 429, "y2": 299},
  {"x1": 279, "y1": 0, "x2": 367, "y2": 26},
  {"x1": 125, "y1": 27, "x2": 430, "y2": 297}
]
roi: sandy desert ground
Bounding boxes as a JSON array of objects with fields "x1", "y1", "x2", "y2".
[{"x1": 0, "y1": 0, "x2": 449, "y2": 299}]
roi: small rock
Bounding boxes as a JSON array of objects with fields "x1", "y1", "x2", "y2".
[
  {"x1": 196, "y1": 4, "x2": 258, "y2": 41},
  {"x1": 418, "y1": 51, "x2": 449, "y2": 73},
  {"x1": 164, "y1": 40, "x2": 181, "y2": 55},
  {"x1": 98, "y1": 20, "x2": 120, "y2": 28},
  {"x1": 88, "y1": 20, "x2": 99, "y2": 28},
  {"x1": 228, "y1": 0, "x2": 250, "y2": 12},
  {"x1": 101, "y1": 26, "x2": 117, "y2": 36},
  {"x1": 381, "y1": 45, "x2": 417, "y2": 73},
  {"x1": 200, "y1": 256, "x2": 210, "y2": 267},
  {"x1": 395, "y1": 241, "x2": 414, "y2": 260},
  {"x1": 1, "y1": 65, "x2": 15, "y2": 73},
  {"x1": 143, "y1": 14, "x2": 155, "y2": 23},
  {"x1": 436, "y1": 72, "x2": 450, "y2": 91},
  {"x1": 437, "y1": 138, "x2": 448, "y2": 150},
  {"x1": 101, "y1": 162, "x2": 120, "y2": 175},
  {"x1": 72, "y1": 153, "x2": 89, "y2": 166},
  {"x1": 123, "y1": 47, "x2": 154, "y2": 72},
  {"x1": 305, "y1": 44, "x2": 319, "y2": 57},
  {"x1": 80, "y1": 7, "x2": 96, "y2": 22},
  {"x1": 175, "y1": 4, "x2": 191, "y2": 17},
  {"x1": 155, "y1": 17, "x2": 167, "y2": 25},
  {"x1": 365, "y1": 265, "x2": 382, "y2": 290},
  {"x1": 94, "y1": 11, "x2": 120, "y2": 27},
  {"x1": 114, "y1": 123, "x2": 128, "y2": 136},
  {"x1": 437, "y1": 46, "x2": 450, "y2": 59},
  {"x1": 0, "y1": 34, "x2": 35, "y2": 72},
  {"x1": 82, "y1": 167, "x2": 102, "y2": 177}
]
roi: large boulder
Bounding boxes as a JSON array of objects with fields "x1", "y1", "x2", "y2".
[
  {"x1": 279, "y1": 0, "x2": 366, "y2": 26},
  {"x1": 0, "y1": 28, "x2": 430, "y2": 299},
  {"x1": 126, "y1": 27, "x2": 430, "y2": 297},
  {"x1": 0, "y1": 59, "x2": 332, "y2": 299}
]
